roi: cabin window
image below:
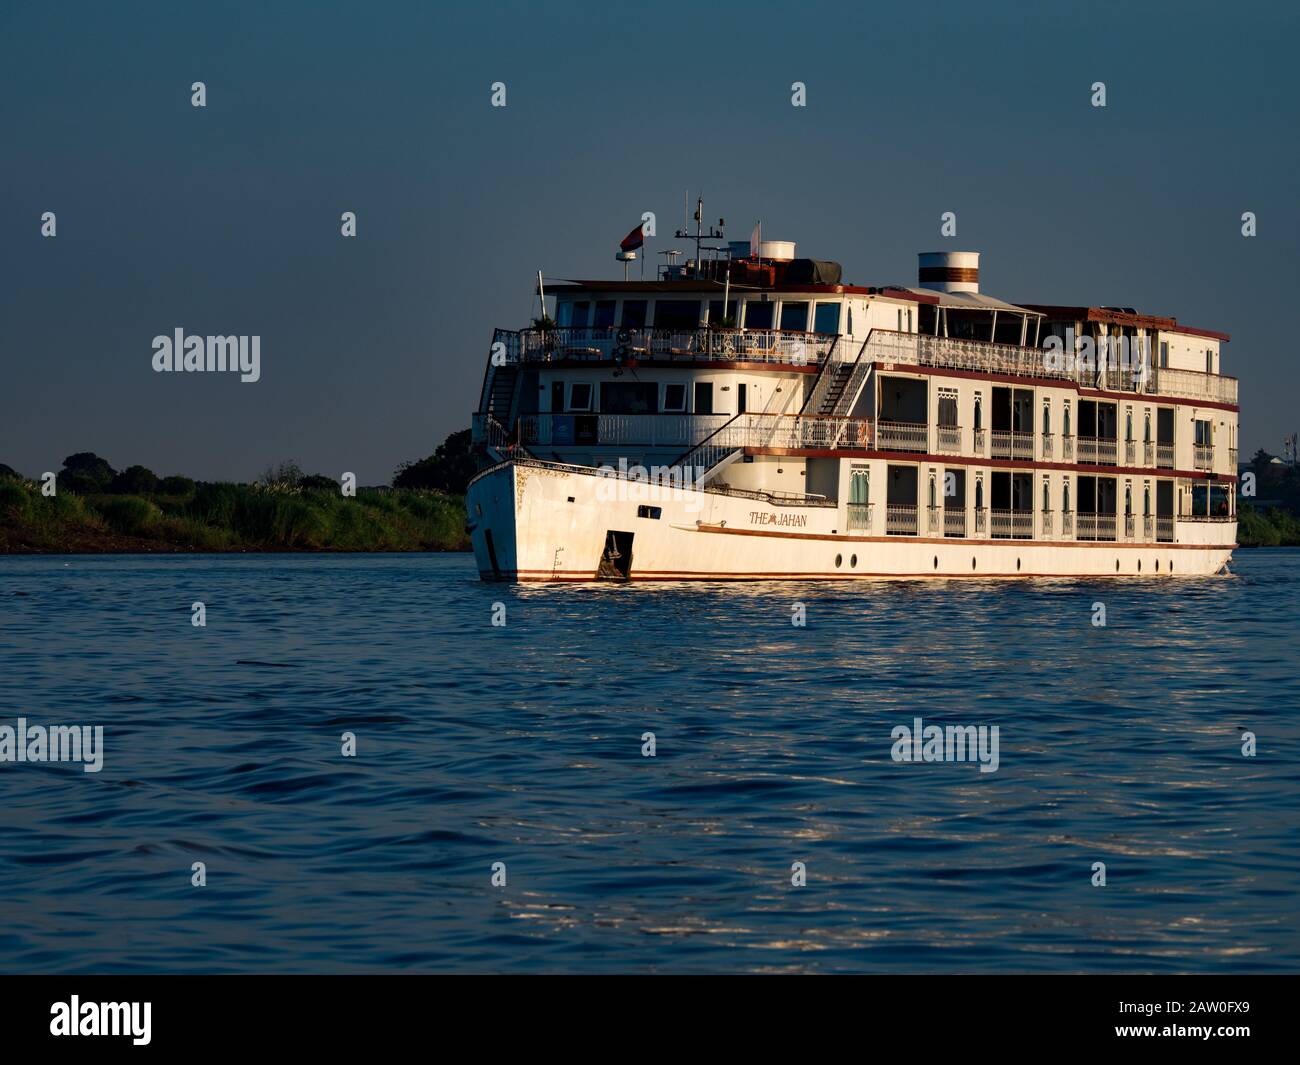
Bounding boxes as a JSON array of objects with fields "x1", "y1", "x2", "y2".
[
  {"x1": 897, "y1": 309, "x2": 903, "y2": 331},
  {"x1": 779, "y1": 301, "x2": 809, "y2": 332},
  {"x1": 653, "y1": 300, "x2": 701, "y2": 330},
  {"x1": 600, "y1": 381, "x2": 657, "y2": 414},
  {"x1": 1063, "y1": 481, "x2": 1071, "y2": 512},
  {"x1": 938, "y1": 390, "x2": 958, "y2": 428},
  {"x1": 1206, "y1": 349, "x2": 1213, "y2": 374},
  {"x1": 708, "y1": 299, "x2": 737, "y2": 326},
  {"x1": 1159, "y1": 341, "x2": 1169, "y2": 368},
  {"x1": 568, "y1": 383, "x2": 592, "y2": 412},
  {"x1": 621, "y1": 300, "x2": 647, "y2": 329},
  {"x1": 556, "y1": 302, "x2": 572, "y2": 327},
  {"x1": 850, "y1": 467, "x2": 869, "y2": 505},
  {"x1": 1042, "y1": 476, "x2": 1050, "y2": 510},
  {"x1": 973, "y1": 393, "x2": 983, "y2": 431},
  {"x1": 1144, "y1": 412, "x2": 1151, "y2": 442},
  {"x1": 663, "y1": 383, "x2": 687, "y2": 412},
  {"x1": 1194, "y1": 419, "x2": 1212, "y2": 446},
  {"x1": 570, "y1": 301, "x2": 590, "y2": 328},
  {"x1": 813, "y1": 301, "x2": 841, "y2": 335},
  {"x1": 1042, "y1": 401, "x2": 1051, "y2": 435},
  {"x1": 744, "y1": 301, "x2": 774, "y2": 330},
  {"x1": 1063, "y1": 402, "x2": 1071, "y2": 437},
  {"x1": 694, "y1": 381, "x2": 714, "y2": 415},
  {"x1": 1126, "y1": 410, "x2": 1133, "y2": 441},
  {"x1": 593, "y1": 300, "x2": 617, "y2": 328}
]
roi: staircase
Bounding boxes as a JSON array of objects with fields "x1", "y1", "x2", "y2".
[
  {"x1": 816, "y1": 363, "x2": 857, "y2": 414},
  {"x1": 479, "y1": 363, "x2": 519, "y2": 422},
  {"x1": 801, "y1": 333, "x2": 873, "y2": 418}
]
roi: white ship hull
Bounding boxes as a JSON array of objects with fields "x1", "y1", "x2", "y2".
[{"x1": 467, "y1": 461, "x2": 1235, "y2": 582}]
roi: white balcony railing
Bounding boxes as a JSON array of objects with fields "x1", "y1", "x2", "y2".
[
  {"x1": 990, "y1": 508, "x2": 1034, "y2": 539},
  {"x1": 887, "y1": 503, "x2": 918, "y2": 535},
  {"x1": 878, "y1": 421, "x2": 928, "y2": 453},
  {"x1": 944, "y1": 509, "x2": 967, "y2": 537},
  {"x1": 1077, "y1": 436, "x2": 1119, "y2": 465},
  {"x1": 936, "y1": 425, "x2": 962, "y2": 453},
  {"x1": 1076, "y1": 512, "x2": 1117, "y2": 541},
  {"x1": 1195, "y1": 444, "x2": 1214, "y2": 470},
  {"x1": 846, "y1": 502, "x2": 874, "y2": 530}
]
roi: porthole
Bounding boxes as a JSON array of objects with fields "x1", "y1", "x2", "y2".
[
  {"x1": 1156, "y1": 559, "x2": 1160, "y2": 572},
  {"x1": 1170, "y1": 559, "x2": 1174, "y2": 572},
  {"x1": 1137, "y1": 560, "x2": 1142, "y2": 572},
  {"x1": 851, "y1": 554, "x2": 858, "y2": 568},
  {"x1": 835, "y1": 554, "x2": 843, "y2": 568},
  {"x1": 971, "y1": 557, "x2": 977, "y2": 570},
  {"x1": 1116, "y1": 559, "x2": 1120, "y2": 572},
  {"x1": 934, "y1": 555, "x2": 939, "y2": 569},
  {"x1": 1016, "y1": 558, "x2": 1021, "y2": 571}
]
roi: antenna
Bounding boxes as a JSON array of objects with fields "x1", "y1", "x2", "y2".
[{"x1": 674, "y1": 196, "x2": 724, "y2": 280}]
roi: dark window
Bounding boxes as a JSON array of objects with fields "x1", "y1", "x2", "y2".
[
  {"x1": 780, "y1": 302, "x2": 809, "y2": 331},
  {"x1": 694, "y1": 382, "x2": 714, "y2": 415},
  {"x1": 569, "y1": 383, "x2": 592, "y2": 411},
  {"x1": 938, "y1": 396, "x2": 958, "y2": 427},
  {"x1": 745, "y1": 301, "x2": 774, "y2": 329},
  {"x1": 621, "y1": 300, "x2": 647, "y2": 328},
  {"x1": 637, "y1": 505, "x2": 662, "y2": 519},
  {"x1": 737, "y1": 382, "x2": 748, "y2": 414},
  {"x1": 708, "y1": 299, "x2": 737, "y2": 325},
  {"x1": 652, "y1": 300, "x2": 700, "y2": 330},
  {"x1": 551, "y1": 380, "x2": 564, "y2": 412},
  {"x1": 593, "y1": 300, "x2": 617, "y2": 328},
  {"x1": 663, "y1": 383, "x2": 686, "y2": 411},
  {"x1": 600, "y1": 381, "x2": 658, "y2": 414},
  {"x1": 570, "y1": 301, "x2": 589, "y2": 328},
  {"x1": 813, "y1": 302, "x2": 840, "y2": 334}
]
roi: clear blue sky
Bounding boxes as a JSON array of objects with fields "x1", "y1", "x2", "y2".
[{"x1": 2, "y1": 0, "x2": 1296, "y2": 482}]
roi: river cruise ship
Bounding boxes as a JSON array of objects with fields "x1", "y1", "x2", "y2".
[{"x1": 467, "y1": 236, "x2": 1238, "y2": 581}]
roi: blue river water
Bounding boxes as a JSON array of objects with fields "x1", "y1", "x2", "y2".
[{"x1": 0, "y1": 550, "x2": 1296, "y2": 974}]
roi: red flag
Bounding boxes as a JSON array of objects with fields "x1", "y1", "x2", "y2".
[{"x1": 619, "y1": 222, "x2": 645, "y2": 252}]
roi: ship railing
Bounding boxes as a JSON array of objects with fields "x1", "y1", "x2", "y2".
[
  {"x1": 974, "y1": 507, "x2": 988, "y2": 535},
  {"x1": 927, "y1": 505, "x2": 942, "y2": 534},
  {"x1": 1041, "y1": 509, "x2": 1053, "y2": 536},
  {"x1": 1124, "y1": 513, "x2": 1136, "y2": 539},
  {"x1": 1061, "y1": 510, "x2": 1073, "y2": 537},
  {"x1": 990, "y1": 429, "x2": 1034, "y2": 460},
  {"x1": 878, "y1": 420, "x2": 928, "y2": 453},
  {"x1": 1144, "y1": 441, "x2": 1155, "y2": 466},
  {"x1": 990, "y1": 508, "x2": 1033, "y2": 539},
  {"x1": 1156, "y1": 515, "x2": 1175, "y2": 542},
  {"x1": 1062, "y1": 434, "x2": 1074, "y2": 461},
  {"x1": 1077, "y1": 436, "x2": 1118, "y2": 465},
  {"x1": 1194, "y1": 444, "x2": 1215, "y2": 470},
  {"x1": 1041, "y1": 432, "x2": 1054, "y2": 460},
  {"x1": 517, "y1": 412, "x2": 731, "y2": 449},
  {"x1": 861, "y1": 329, "x2": 1238, "y2": 404},
  {"x1": 496, "y1": 326, "x2": 837, "y2": 367},
  {"x1": 846, "y1": 502, "x2": 874, "y2": 530},
  {"x1": 973, "y1": 428, "x2": 987, "y2": 455},
  {"x1": 1143, "y1": 514, "x2": 1154, "y2": 539},
  {"x1": 1124, "y1": 440, "x2": 1137, "y2": 465},
  {"x1": 944, "y1": 508, "x2": 967, "y2": 537},
  {"x1": 1156, "y1": 443, "x2": 1175, "y2": 469},
  {"x1": 936, "y1": 424, "x2": 962, "y2": 454},
  {"x1": 1076, "y1": 512, "x2": 1117, "y2": 541},
  {"x1": 886, "y1": 503, "x2": 918, "y2": 535},
  {"x1": 471, "y1": 412, "x2": 532, "y2": 459}
]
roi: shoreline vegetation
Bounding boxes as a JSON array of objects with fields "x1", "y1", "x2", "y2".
[
  {"x1": 4, "y1": 441, "x2": 1299, "y2": 553},
  {"x1": 0, "y1": 433, "x2": 475, "y2": 554}
]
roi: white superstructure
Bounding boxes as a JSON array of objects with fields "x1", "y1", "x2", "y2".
[{"x1": 467, "y1": 235, "x2": 1238, "y2": 581}]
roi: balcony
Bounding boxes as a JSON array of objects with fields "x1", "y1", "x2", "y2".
[
  {"x1": 1143, "y1": 514, "x2": 1154, "y2": 539},
  {"x1": 1123, "y1": 513, "x2": 1136, "y2": 539},
  {"x1": 878, "y1": 421, "x2": 928, "y2": 453},
  {"x1": 973, "y1": 428, "x2": 987, "y2": 455},
  {"x1": 944, "y1": 509, "x2": 967, "y2": 537},
  {"x1": 1195, "y1": 444, "x2": 1214, "y2": 470},
  {"x1": 1062, "y1": 435, "x2": 1074, "y2": 461},
  {"x1": 1077, "y1": 436, "x2": 1118, "y2": 465},
  {"x1": 1062, "y1": 511, "x2": 1074, "y2": 537},
  {"x1": 1156, "y1": 515, "x2": 1174, "y2": 542},
  {"x1": 1076, "y1": 512, "x2": 1117, "y2": 541},
  {"x1": 846, "y1": 502, "x2": 874, "y2": 530},
  {"x1": 887, "y1": 503, "x2": 918, "y2": 535},
  {"x1": 927, "y1": 505, "x2": 942, "y2": 534},
  {"x1": 1156, "y1": 443, "x2": 1175, "y2": 469},
  {"x1": 519, "y1": 412, "x2": 731, "y2": 449},
  {"x1": 990, "y1": 508, "x2": 1033, "y2": 539},
  {"x1": 493, "y1": 326, "x2": 838, "y2": 368},
  {"x1": 990, "y1": 430, "x2": 1034, "y2": 460},
  {"x1": 1041, "y1": 432, "x2": 1054, "y2": 460},
  {"x1": 974, "y1": 507, "x2": 988, "y2": 535},
  {"x1": 936, "y1": 424, "x2": 962, "y2": 454},
  {"x1": 1124, "y1": 440, "x2": 1136, "y2": 465},
  {"x1": 1041, "y1": 509, "x2": 1053, "y2": 536},
  {"x1": 1144, "y1": 441, "x2": 1154, "y2": 466}
]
